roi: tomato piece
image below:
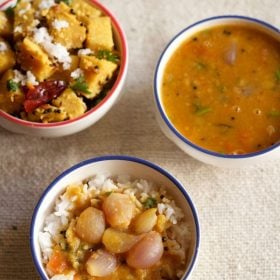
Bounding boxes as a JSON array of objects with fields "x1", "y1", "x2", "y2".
[{"x1": 23, "y1": 81, "x2": 67, "y2": 113}]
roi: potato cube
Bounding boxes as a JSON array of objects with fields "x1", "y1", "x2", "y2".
[
  {"x1": 52, "y1": 88, "x2": 86, "y2": 119},
  {"x1": 17, "y1": 38, "x2": 55, "y2": 81},
  {"x1": 71, "y1": 0, "x2": 102, "y2": 25},
  {"x1": 86, "y1": 17, "x2": 114, "y2": 51},
  {"x1": 0, "y1": 11, "x2": 12, "y2": 37},
  {"x1": 0, "y1": 70, "x2": 24, "y2": 114},
  {"x1": 0, "y1": 39, "x2": 16, "y2": 75},
  {"x1": 46, "y1": 3, "x2": 86, "y2": 50},
  {"x1": 79, "y1": 55, "x2": 117, "y2": 98}
]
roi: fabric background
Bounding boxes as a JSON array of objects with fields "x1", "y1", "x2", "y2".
[{"x1": 0, "y1": 0, "x2": 279, "y2": 279}]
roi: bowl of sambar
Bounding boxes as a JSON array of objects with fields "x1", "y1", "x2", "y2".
[{"x1": 154, "y1": 15, "x2": 280, "y2": 167}]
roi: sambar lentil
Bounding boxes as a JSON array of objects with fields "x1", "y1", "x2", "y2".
[{"x1": 162, "y1": 25, "x2": 280, "y2": 154}]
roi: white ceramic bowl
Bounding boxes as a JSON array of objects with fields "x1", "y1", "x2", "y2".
[
  {"x1": 30, "y1": 155, "x2": 200, "y2": 280},
  {"x1": 0, "y1": 0, "x2": 128, "y2": 137},
  {"x1": 0, "y1": 0, "x2": 16, "y2": 10},
  {"x1": 154, "y1": 15, "x2": 280, "y2": 167}
]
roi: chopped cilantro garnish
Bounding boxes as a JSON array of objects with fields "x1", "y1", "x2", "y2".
[
  {"x1": 195, "y1": 106, "x2": 212, "y2": 116},
  {"x1": 5, "y1": 0, "x2": 19, "y2": 17},
  {"x1": 7, "y1": 80, "x2": 19, "y2": 92},
  {"x1": 143, "y1": 197, "x2": 157, "y2": 209},
  {"x1": 268, "y1": 110, "x2": 280, "y2": 117},
  {"x1": 275, "y1": 69, "x2": 280, "y2": 82},
  {"x1": 96, "y1": 50, "x2": 120, "y2": 64},
  {"x1": 5, "y1": 7, "x2": 14, "y2": 17},
  {"x1": 71, "y1": 76, "x2": 91, "y2": 94},
  {"x1": 193, "y1": 101, "x2": 212, "y2": 116},
  {"x1": 195, "y1": 61, "x2": 207, "y2": 70},
  {"x1": 56, "y1": 0, "x2": 72, "y2": 5}
]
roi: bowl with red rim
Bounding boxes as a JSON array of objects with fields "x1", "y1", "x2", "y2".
[
  {"x1": 0, "y1": 0, "x2": 128, "y2": 137},
  {"x1": 0, "y1": 0, "x2": 17, "y2": 11}
]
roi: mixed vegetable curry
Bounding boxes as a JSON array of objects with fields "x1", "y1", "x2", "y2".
[
  {"x1": 0, "y1": 0, "x2": 120, "y2": 123},
  {"x1": 42, "y1": 180, "x2": 188, "y2": 280},
  {"x1": 162, "y1": 25, "x2": 280, "y2": 154}
]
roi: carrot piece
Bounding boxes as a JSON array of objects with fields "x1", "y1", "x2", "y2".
[{"x1": 46, "y1": 250, "x2": 70, "y2": 274}]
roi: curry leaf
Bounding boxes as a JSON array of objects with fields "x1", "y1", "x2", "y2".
[{"x1": 193, "y1": 101, "x2": 212, "y2": 116}]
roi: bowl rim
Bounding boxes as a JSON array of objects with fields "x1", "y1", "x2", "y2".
[
  {"x1": 154, "y1": 15, "x2": 280, "y2": 159},
  {"x1": 0, "y1": 0, "x2": 128, "y2": 128},
  {"x1": 0, "y1": 0, "x2": 15, "y2": 10},
  {"x1": 30, "y1": 155, "x2": 200, "y2": 280}
]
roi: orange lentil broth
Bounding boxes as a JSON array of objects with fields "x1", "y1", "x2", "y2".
[{"x1": 161, "y1": 25, "x2": 280, "y2": 154}]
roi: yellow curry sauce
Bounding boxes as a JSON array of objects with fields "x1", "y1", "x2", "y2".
[{"x1": 162, "y1": 25, "x2": 280, "y2": 154}]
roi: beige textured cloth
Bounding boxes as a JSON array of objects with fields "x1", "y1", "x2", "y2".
[{"x1": 0, "y1": 0, "x2": 280, "y2": 279}]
